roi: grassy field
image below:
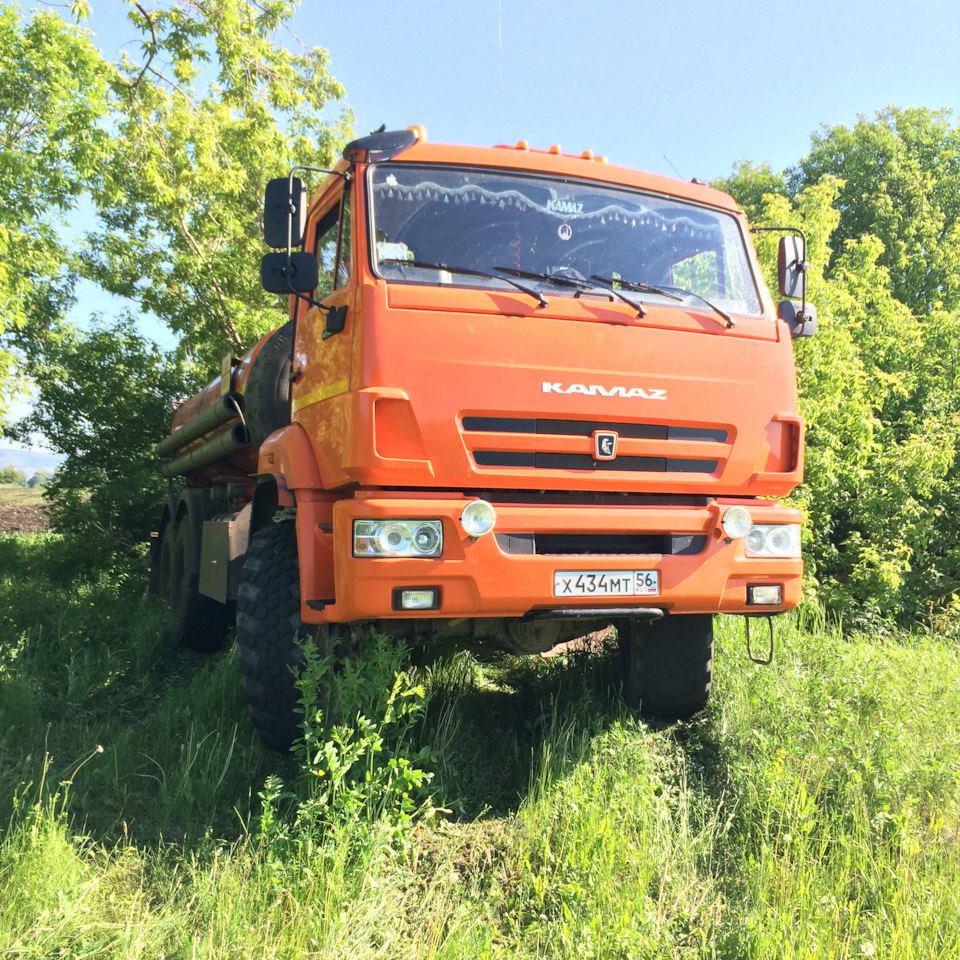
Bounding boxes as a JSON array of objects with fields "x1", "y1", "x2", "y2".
[
  {"x1": 1, "y1": 532, "x2": 959, "y2": 958},
  {"x1": 0, "y1": 485, "x2": 48, "y2": 535}
]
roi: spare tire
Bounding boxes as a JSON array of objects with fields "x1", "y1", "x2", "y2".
[{"x1": 245, "y1": 320, "x2": 293, "y2": 447}]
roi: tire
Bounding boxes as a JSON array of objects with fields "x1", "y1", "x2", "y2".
[
  {"x1": 245, "y1": 321, "x2": 293, "y2": 448},
  {"x1": 236, "y1": 520, "x2": 351, "y2": 752},
  {"x1": 617, "y1": 613, "x2": 713, "y2": 718},
  {"x1": 167, "y1": 489, "x2": 233, "y2": 652}
]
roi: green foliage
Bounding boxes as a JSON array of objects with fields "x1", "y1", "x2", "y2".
[
  {"x1": 9, "y1": 317, "x2": 195, "y2": 551},
  {"x1": 717, "y1": 111, "x2": 960, "y2": 625},
  {"x1": 3, "y1": 553, "x2": 960, "y2": 958},
  {"x1": 257, "y1": 631, "x2": 438, "y2": 884},
  {"x1": 2, "y1": 0, "x2": 351, "y2": 549},
  {"x1": 0, "y1": 6, "x2": 109, "y2": 421},
  {"x1": 82, "y1": 0, "x2": 352, "y2": 366},
  {"x1": 0, "y1": 466, "x2": 25, "y2": 485}
]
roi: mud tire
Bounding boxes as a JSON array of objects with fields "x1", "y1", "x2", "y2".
[
  {"x1": 245, "y1": 320, "x2": 293, "y2": 448},
  {"x1": 235, "y1": 520, "x2": 306, "y2": 751},
  {"x1": 617, "y1": 614, "x2": 713, "y2": 719}
]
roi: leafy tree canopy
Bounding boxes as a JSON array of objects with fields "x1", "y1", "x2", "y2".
[
  {"x1": 717, "y1": 107, "x2": 960, "y2": 626},
  {"x1": 0, "y1": 5, "x2": 110, "y2": 418}
]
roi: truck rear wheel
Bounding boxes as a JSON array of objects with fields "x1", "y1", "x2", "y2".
[
  {"x1": 236, "y1": 519, "x2": 350, "y2": 752},
  {"x1": 617, "y1": 614, "x2": 713, "y2": 719},
  {"x1": 166, "y1": 489, "x2": 232, "y2": 652}
]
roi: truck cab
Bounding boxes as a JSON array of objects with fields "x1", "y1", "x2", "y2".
[{"x1": 154, "y1": 127, "x2": 812, "y2": 749}]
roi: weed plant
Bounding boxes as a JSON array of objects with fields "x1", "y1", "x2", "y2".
[{"x1": 1, "y1": 533, "x2": 959, "y2": 957}]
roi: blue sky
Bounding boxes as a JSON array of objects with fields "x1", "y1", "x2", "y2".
[{"x1": 4, "y1": 0, "x2": 960, "y2": 456}]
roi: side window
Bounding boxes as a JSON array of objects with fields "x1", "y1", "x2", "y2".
[
  {"x1": 337, "y1": 192, "x2": 351, "y2": 287},
  {"x1": 314, "y1": 191, "x2": 352, "y2": 298}
]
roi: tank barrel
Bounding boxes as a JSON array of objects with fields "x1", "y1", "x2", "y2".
[
  {"x1": 155, "y1": 392, "x2": 245, "y2": 459},
  {"x1": 160, "y1": 422, "x2": 252, "y2": 478}
]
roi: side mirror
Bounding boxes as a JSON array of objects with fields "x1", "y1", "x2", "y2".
[
  {"x1": 261, "y1": 251, "x2": 318, "y2": 294},
  {"x1": 777, "y1": 235, "x2": 806, "y2": 299},
  {"x1": 263, "y1": 177, "x2": 307, "y2": 249},
  {"x1": 777, "y1": 300, "x2": 817, "y2": 339}
]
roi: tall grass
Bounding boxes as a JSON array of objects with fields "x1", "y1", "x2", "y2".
[{"x1": 1, "y1": 532, "x2": 959, "y2": 957}]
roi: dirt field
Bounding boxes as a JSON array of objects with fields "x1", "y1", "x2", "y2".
[{"x1": 0, "y1": 486, "x2": 49, "y2": 534}]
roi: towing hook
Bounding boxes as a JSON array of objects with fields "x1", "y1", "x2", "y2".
[{"x1": 744, "y1": 614, "x2": 775, "y2": 666}]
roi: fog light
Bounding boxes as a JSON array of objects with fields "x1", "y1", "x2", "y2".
[
  {"x1": 393, "y1": 587, "x2": 440, "y2": 611},
  {"x1": 748, "y1": 584, "x2": 782, "y2": 605},
  {"x1": 721, "y1": 506, "x2": 752, "y2": 540},
  {"x1": 460, "y1": 499, "x2": 497, "y2": 538}
]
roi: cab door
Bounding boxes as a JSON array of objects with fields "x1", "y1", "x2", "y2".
[{"x1": 290, "y1": 180, "x2": 357, "y2": 488}]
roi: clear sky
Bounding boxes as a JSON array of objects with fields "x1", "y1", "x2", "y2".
[
  {"x1": 4, "y1": 0, "x2": 960, "y2": 456},
  {"x1": 85, "y1": 0, "x2": 960, "y2": 181}
]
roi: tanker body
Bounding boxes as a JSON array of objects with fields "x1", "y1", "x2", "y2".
[{"x1": 152, "y1": 127, "x2": 815, "y2": 750}]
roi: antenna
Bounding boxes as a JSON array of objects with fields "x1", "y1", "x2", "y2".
[
  {"x1": 498, "y1": 0, "x2": 504, "y2": 142},
  {"x1": 663, "y1": 154, "x2": 685, "y2": 180}
]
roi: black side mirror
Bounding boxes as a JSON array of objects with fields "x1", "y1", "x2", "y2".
[
  {"x1": 260, "y1": 251, "x2": 318, "y2": 294},
  {"x1": 777, "y1": 235, "x2": 806, "y2": 299},
  {"x1": 777, "y1": 299, "x2": 817, "y2": 338},
  {"x1": 263, "y1": 177, "x2": 307, "y2": 249}
]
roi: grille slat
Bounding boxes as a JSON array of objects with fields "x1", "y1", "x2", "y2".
[
  {"x1": 474, "y1": 451, "x2": 718, "y2": 472},
  {"x1": 495, "y1": 532, "x2": 707, "y2": 557},
  {"x1": 463, "y1": 416, "x2": 726, "y2": 443}
]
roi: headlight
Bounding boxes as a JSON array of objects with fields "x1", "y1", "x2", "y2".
[
  {"x1": 460, "y1": 500, "x2": 497, "y2": 538},
  {"x1": 744, "y1": 524, "x2": 801, "y2": 558},
  {"x1": 353, "y1": 520, "x2": 443, "y2": 557},
  {"x1": 721, "y1": 506, "x2": 753, "y2": 540}
]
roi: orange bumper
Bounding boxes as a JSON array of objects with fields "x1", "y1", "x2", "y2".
[{"x1": 296, "y1": 493, "x2": 803, "y2": 624}]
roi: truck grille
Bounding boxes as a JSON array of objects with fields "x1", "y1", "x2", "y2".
[
  {"x1": 496, "y1": 532, "x2": 707, "y2": 556},
  {"x1": 462, "y1": 416, "x2": 728, "y2": 475}
]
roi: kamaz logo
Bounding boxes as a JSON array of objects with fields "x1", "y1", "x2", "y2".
[
  {"x1": 546, "y1": 199, "x2": 583, "y2": 214},
  {"x1": 542, "y1": 382, "x2": 667, "y2": 400}
]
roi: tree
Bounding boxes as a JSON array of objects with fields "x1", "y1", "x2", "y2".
[
  {"x1": 11, "y1": 316, "x2": 195, "y2": 550},
  {"x1": 790, "y1": 107, "x2": 960, "y2": 315},
  {"x1": 0, "y1": 6, "x2": 109, "y2": 423},
  {"x1": 81, "y1": 0, "x2": 352, "y2": 367},
  {"x1": 7, "y1": 0, "x2": 350, "y2": 547},
  {"x1": 0, "y1": 466, "x2": 25, "y2": 485},
  {"x1": 717, "y1": 126, "x2": 960, "y2": 626}
]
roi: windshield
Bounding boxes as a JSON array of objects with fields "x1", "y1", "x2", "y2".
[{"x1": 368, "y1": 164, "x2": 763, "y2": 317}]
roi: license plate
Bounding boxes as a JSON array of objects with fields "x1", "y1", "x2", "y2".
[{"x1": 553, "y1": 570, "x2": 660, "y2": 598}]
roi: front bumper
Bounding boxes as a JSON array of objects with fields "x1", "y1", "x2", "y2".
[{"x1": 297, "y1": 493, "x2": 803, "y2": 624}]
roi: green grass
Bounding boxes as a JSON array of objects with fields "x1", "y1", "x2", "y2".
[{"x1": 1, "y1": 532, "x2": 959, "y2": 958}]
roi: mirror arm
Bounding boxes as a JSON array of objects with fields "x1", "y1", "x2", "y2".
[{"x1": 284, "y1": 165, "x2": 352, "y2": 256}]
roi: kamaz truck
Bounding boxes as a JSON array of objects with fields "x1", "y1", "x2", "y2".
[{"x1": 151, "y1": 126, "x2": 815, "y2": 750}]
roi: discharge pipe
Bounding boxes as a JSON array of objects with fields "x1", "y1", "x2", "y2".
[
  {"x1": 154, "y1": 392, "x2": 245, "y2": 459},
  {"x1": 160, "y1": 422, "x2": 252, "y2": 478}
]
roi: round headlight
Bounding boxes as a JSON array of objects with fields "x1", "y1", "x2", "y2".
[
  {"x1": 721, "y1": 506, "x2": 753, "y2": 540},
  {"x1": 460, "y1": 500, "x2": 497, "y2": 538},
  {"x1": 766, "y1": 526, "x2": 795, "y2": 556},
  {"x1": 377, "y1": 523, "x2": 411, "y2": 554},
  {"x1": 412, "y1": 522, "x2": 442, "y2": 555},
  {"x1": 746, "y1": 527, "x2": 767, "y2": 554}
]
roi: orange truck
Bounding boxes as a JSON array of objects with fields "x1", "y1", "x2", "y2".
[{"x1": 151, "y1": 127, "x2": 815, "y2": 750}]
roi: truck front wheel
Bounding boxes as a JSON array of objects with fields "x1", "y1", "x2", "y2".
[
  {"x1": 236, "y1": 520, "x2": 350, "y2": 752},
  {"x1": 616, "y1": 614, "x2": 713, "y2": 719}
]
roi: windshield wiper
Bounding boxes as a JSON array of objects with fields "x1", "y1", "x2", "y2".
[
  {"x1": 494, "y1": 267, "x2": 647, "y2": 317},
  {"x1": 592, "y1": 274, "x2": 734, "y2": 328},
  {"x1": 379, "y1": 258, "x2": 548, "y2": 307}
]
